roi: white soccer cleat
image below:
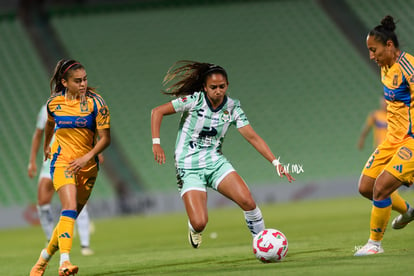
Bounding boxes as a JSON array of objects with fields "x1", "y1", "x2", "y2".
[
  {"x1": 80, "y1": 247, "x2": 94, "y2": 256},
  {"x1": 392, "y1": 209, "x2": 414, "y2": 229},
  {"x1": 188, "y1": 230, "x2": 202, "y2": 249},
  {"x1": 354, "y1": 242, "x2": 384, "y2": 256}
]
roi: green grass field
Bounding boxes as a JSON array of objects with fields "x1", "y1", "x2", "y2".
[{"x1": 1, "y1": 192, "x2": 413, "y2": 275}]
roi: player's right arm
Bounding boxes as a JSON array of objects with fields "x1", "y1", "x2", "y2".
[
  {"x1": 43, "y1": 118, "x2": 55, "y2": 161},
  {"x1": 357, "y1": 112, "x2": 374, "y2": 150},
  {"x1": 28, "y1": 128, "x2": 44, "y2": 178},
  {"x1": 151, "y1": 102, "x2": 176, "y2": 164}
]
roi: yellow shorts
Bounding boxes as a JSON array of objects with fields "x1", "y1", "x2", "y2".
[
  {"x1": 51, "y1": 163, "x2": 98, "y2": 205},
  {"x1": 362, "y1": 138, "x2": 414, "y2": 185}
]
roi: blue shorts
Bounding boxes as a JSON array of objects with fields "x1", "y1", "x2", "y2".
[{"x1": 176, "y1": 157, "x2": 235, "y2": 197}]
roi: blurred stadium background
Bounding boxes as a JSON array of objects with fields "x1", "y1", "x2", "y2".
[{"x1": 1, "y1": 0, "x2": 413, "y2": 228}]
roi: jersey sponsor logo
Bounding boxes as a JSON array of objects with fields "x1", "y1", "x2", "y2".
[
  {"x1": 398, "y1": 146, "x2": 412, "y2": 160},
  {"x1": 199, "y1": 127, "x2": 217, "y2": 138},
  {"x1": 58, "y1": 120, "x2": 73, "y2": 125},
  {"x1": 75, "y1": 117, "x2": 88, "y2": 127},
  {"x1": 384, "y1": 90, "x2": 395, "y2": 101},
  {"x1": 393, "y1": 164, "x2": 403, "y2": 173},
  {"x1": 197, "y1": 108, "x2": 205, "y2": 117},
  {"x1": 56, "y1": 104, "x2": 61, "y2": 110},
  {"x1": 181, "y1": 97, "x2": 188, "y2": 103}
]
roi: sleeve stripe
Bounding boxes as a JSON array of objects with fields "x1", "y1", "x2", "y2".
[
  {"x1": 399, "y1": 56, "x2": 414, "y2": 75},
  {"x1": 88, "y1": 91, "x2": 106, "y2": 107}
]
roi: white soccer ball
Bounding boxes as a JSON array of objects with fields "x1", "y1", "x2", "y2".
[{"x1": 252, "y1": 228, "x2": 288, "y2": 263}]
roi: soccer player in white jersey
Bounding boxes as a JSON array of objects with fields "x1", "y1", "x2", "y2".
[
  {"x1": 151, "y1": 61, "x2": 295, "y2": 248},
  {"x1": 28, "y1": 104, "x2": 95, "y2": 256}
]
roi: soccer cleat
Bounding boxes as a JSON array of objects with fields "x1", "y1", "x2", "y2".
[
  {"x1": 30, "y1": 254, "x2": 48, "y2": 276},
  {"x1": 392, "y1": 209, "x2": 414, "y2": 229},
  {"x1": 354, "y1": 242, "x2": 384, "y2": 256},
  {"x1": 188, "y1": 230, "x2": 202, "y2": 249},
  {"x1": 81, "y1": 246, "x2": 94, "y2": 256},
  {"x1": 59, "y1": 261, "x2": 78, "y2": 276}
]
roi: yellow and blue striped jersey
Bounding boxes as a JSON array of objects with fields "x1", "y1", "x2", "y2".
[
  {"x1": 382, "y1": 51, "x2": 414, "y2": 143},
  {"x1": 46, "y1": 89, "x2": 110, "y2": 167},
  {"x1": 366, "y1": 109, "x2": 387, "y2": 147}
]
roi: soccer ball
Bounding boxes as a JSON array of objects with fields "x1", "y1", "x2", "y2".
[{"x1": 252, "y1": 228, "x2": 288, "y2": 263}]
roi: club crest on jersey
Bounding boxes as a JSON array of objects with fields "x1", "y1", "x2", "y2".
[
  {"x1": 392, "y1": 74, "x2": 398, "y2": 86},
  {"x1": 80, "y1": 100, "x2": 89, "y2": 112},
  {"x1": 221, "y1": 110, "x2": 230, "y2": 122}
]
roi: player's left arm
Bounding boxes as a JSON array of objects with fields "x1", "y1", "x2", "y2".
[{"x1": 238, "y1": 124, "x2": 295, "y2": 182}]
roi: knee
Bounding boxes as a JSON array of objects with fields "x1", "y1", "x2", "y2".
[
  {"x1": 358, "y1": 184, "x2": 373, "y2": 199},
  {"x1": 238, "y1": 197, "x2": 257, "y2": 212},
  {"x1": 358, "y1": 175, "x2": 374, "y2": 199},
  {"x1": 373, "y1": 182, "x2": 388, "y2": 200},
  {"x1": 189, "y1": 216, "x2": 208, "y2": 233}
]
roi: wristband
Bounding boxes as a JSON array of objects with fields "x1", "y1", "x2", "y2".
[
  {"x1": 272, "y1": 158, "x2": 282, "y2": 177},
  {"x1": 152, "y1": 138, "x2": 160, "y2": 144},
  {"x1": 272, "y1": 158, "x2": 280, "y2": 167}
]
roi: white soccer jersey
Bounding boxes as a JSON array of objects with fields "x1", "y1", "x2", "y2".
[
  {"x1": 36, "y1": 104, "x2": 48, "y2": 130},
  {"x1": 36, "y1": 104, "x2": 53, "y2": 179},
  {"x1": 171, "y1": 91, "x2": 249, "y2": 169}
]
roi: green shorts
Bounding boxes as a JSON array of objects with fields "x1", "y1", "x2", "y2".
[{"x1": 176, "y1": 158, "x2": 235, "y2": 197}]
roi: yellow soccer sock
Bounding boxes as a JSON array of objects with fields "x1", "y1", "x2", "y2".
[
  {"x1": 390, "y1": 190, "x2": 408, "y2": 214},
  {"x1": 46, "y1": 226, "x2": 60, "y2": 257},
  {"x1": 57, "y1": 210, "x2": 77, "y2": 254},
  {"x1": 369, "y1": 198, "x2": 392, "y2": 242}
]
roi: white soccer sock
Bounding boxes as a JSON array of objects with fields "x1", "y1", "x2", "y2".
[
  {"x1": 368, "y1": 239, "x2": 381, "y2": 246},
  {"x1": 76, "y1": 207, "x2": 91, "y2": 248},
  {"x1": 188, "y1": 221, "x2": 201, "y2": 233},
  {"x1": 59, "y1": 253, "x2": 70, "y2": 266},
  {"x1": 244, "y1": 207, "x2": 265, "y2": 237},
  {"x1": 37, "y1": 204, "x2": 54, "y2": 241},
  {"x1": 41, "y1": 248, "x2": 52, "y2": 261}
]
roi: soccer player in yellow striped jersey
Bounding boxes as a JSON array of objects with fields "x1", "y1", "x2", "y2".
[
  {"x1": 357, "y1": 98, "x2": 387, "y2": 150},
  {"x1": 30, "y1": 59, "x2": 110, "y2": 276},
  {"x1": 355, "y1": 15, "x2": 414, "y2": 256}
]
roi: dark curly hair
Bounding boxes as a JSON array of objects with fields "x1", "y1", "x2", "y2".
[{"x1": 368, "y1": 15, "x2": 399, "y2": 48}]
